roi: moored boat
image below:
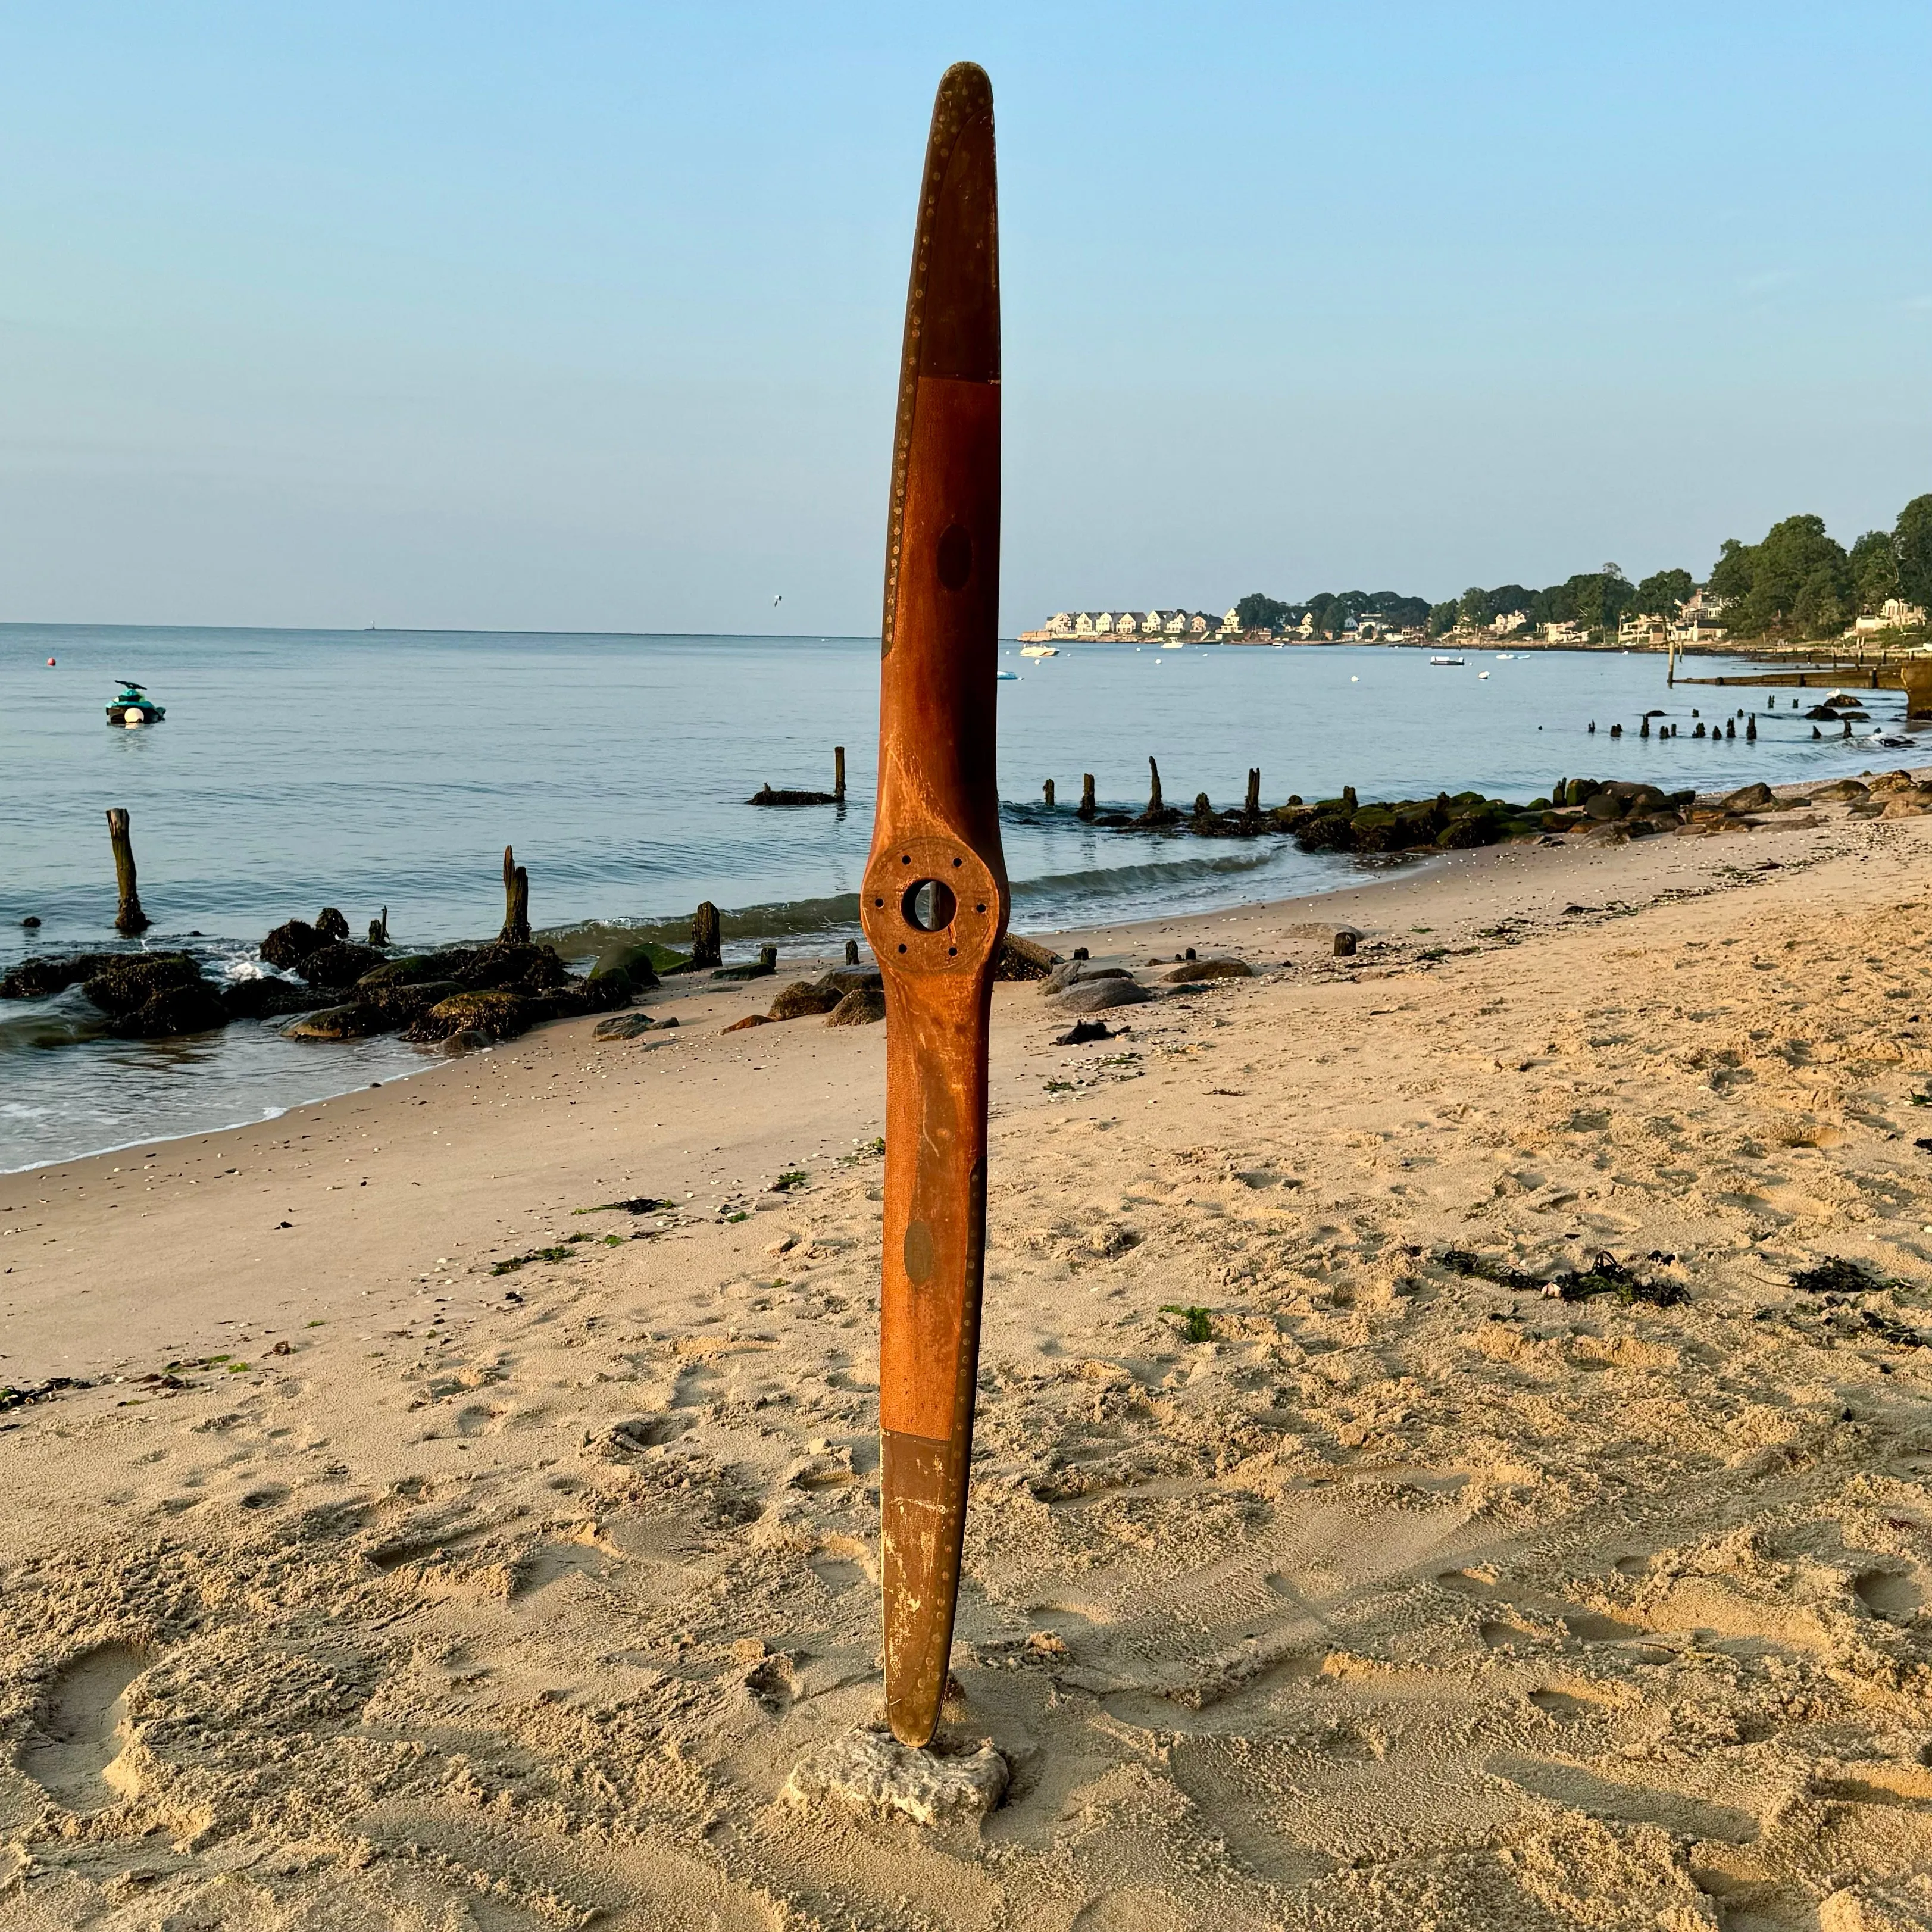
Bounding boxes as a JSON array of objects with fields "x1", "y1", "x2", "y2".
[
  {"x1": 106, "y1": 680, "x2": 165, "y2": 726},
  {"x1": 1429, "y1": 655, "x2": 1465, "y2": 667},
  {"x1": 1018, "y1": 643, "x2": 1058, "y2": 658}
]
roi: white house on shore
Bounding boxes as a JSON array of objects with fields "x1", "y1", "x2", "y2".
[
  {"x1": 1851, "y1": 597, "x2": 1928, "y2": 634},
  {"x1": 1023, "y1": 609, "x2": 1222, "y2": 643}
]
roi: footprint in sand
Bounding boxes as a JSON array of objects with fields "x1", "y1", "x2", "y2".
[
  {"x1": 1855, "y1": 1569, "x2": 1924, "y2": 1621},
  {"x1": 18, "y1": 1645, "x2": 151, "y2": 1813},
  {"x1": 1528, "y1": 1685, "x2": 1609, "y2": 1720}
]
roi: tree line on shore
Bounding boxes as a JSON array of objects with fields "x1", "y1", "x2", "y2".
[{"x1": 1234, "y1": 493, "x2": 1932, "y2": 645}]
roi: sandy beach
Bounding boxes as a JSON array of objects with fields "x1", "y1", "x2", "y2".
[{"x1": 10, "y1": 785, "x2": 1932, "y2": 1928}]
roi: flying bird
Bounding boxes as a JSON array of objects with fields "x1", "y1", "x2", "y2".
[{"x1": 772, "y1": 593, "x2": 783, "y2": 607}]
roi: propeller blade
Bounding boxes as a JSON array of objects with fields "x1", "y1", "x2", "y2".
[{"x1": 861, "y1": 60, "x2": 1007, "y2": 1750}]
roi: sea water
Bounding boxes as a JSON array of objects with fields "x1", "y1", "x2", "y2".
[{"x1": 0, "y1": 624, "x2": 1909, "y2": 1170}]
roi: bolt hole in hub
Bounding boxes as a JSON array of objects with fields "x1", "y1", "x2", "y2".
[{"x1": 903, "y1": 879, "x2": 958, "y2": 933}]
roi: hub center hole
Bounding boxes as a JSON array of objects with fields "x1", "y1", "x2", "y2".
[{"x1": 902, "y1": 879, "x2": 958, "y2": 933}]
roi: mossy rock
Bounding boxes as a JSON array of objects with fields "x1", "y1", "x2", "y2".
[
  {"x1": 771, "y1": 978, "x2": 845, "y2": 1020},
  {"x1": 1163, "y1": 958, "x2": 1253, "y2": 984},
  {"x1": 222, "y1": 978, "x2": 327, "y2": 1021},
  {"x1": 82, "y1": 954, "x2": 203, "y2": 1016},
  {"x1": 260, "y1": 920, "x2": 324, "y2": 969},
  {"x1": 297, "y1": 941, "x2": 384, "y2": 989},
  {"x1": 457, "y1": 940, "x2": 570, "y2": 992},
  {"x1": 582, "y1": 967, "x2": 634, "y2": 1009},
  {"x1": 1436, "y1": 814, "x2": 1502, "y2": 849},
  {"x1": 826, "y1": 986, "x2": 886, "y2": 1027},
  {"x1": 1, "y1": 952, "x2": 124, "y2": 1001},
  {"x1": 105, "y1": 980, "x2": 230, "y2": 1039},
  {"x1": 404, "y1": 990, "x2": 533, "y2": 1043},
  {"x1": 1294, "y1": 813, "x2": 1356, "y2": 853},
  {"x1": 362, "y1": 978, "x2": 465, "y2": 1027},
  {"x1": 357, "y1": 952, "x2": 471, "y2": 990},
  {"x1": 284, "y1": 1002, "x2": 385, "y2": 1041},
  {"x1": 590, "y1": 940, "x2": 666, "y2": 987}
]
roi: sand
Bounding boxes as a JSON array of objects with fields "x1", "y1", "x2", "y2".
[{"x1": 7, "y1": 788, "x2": 1932, "y2": 1927}]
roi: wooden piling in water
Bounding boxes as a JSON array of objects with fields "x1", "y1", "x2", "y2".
[
  {"x1": 691, "y1": 901, "x2": 723, "y2": 970},
  {"x1": 105, "y1": 808, "x2": 149, "y2": 935},
  {"x1": 1042, "y1": 778, "x2": 1055, "y2": 807},
  {"x1": 1147, "y1": 758, "x2": 1164, "y2": 816},
  {"x1": 1078, "y1": 774, "x2": 1096, "y2": 821},
  {"x1": 1245, "y1": 769, "x2": 1261, "y2": 818},
  {"x1": 834, "y1": 746, "x2": 846, "y2": 801},
  {"x1": 501, "y1": 846, "x2": 531, "y2": 944}
]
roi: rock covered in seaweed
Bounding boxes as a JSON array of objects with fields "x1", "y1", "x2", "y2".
[
  {"x1": 404, "y1": 990, "x2": 533, "y2": 1043},
  {"x1": 296, "y1": 942, "x2": 386, "y2": 989},
  {"x1": 826, "y1": 985, "x2": 886, "y2": 1026},
  {"x1": 260, "y1": 919, "x2": 325, "y2": 969},
  {"x1": 80, "y1": 954, "x2": 204, "y2": 1015},
  {"x1": 0, "y1": 953, "x2": 126, "y2": 1001}
]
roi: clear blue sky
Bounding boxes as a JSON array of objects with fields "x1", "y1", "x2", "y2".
[{"x1": 2, "y1": 2, "x2": 1927, "y2": 633}]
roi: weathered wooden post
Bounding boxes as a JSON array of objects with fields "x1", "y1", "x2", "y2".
[
  {"x1": 501, "y1": 846, "x2": 531, "y2": 943},
  {"x1": 1333, "y1": 930, "x2": 1356, "y2": 958},
  {"x1": 691, "y1": 901, "x2": 722, "y2": 970},
  {"x1": 1245, "y1": 768, "x2": 1261, "y2": 818},
  {"x1": 1078, "y1": 774, "x2": 1096, "y2": 821},
  {"x1": 1747, "y1": 714, "x2": 1758, "y2": 742},
  {"x1": 835, "y1": 746, "x2": 847, "y2": 801},
  {"x1": 844, "y1": 938, "x2": 860, "y2": 966},
  {"x1": 105, "y1": 808, "x2": 149, "y2": 935},
  {"x1": 1042, "y1": 778, "x2": 1055, "y2": 807},
  {"x1": 1147, "y1": 757, "x2": 1164, "y2": 815},
  {"x1": 368, "y1": 907, "x2": 390, "y2": 947},
  {"x1": 1905, "y1": 659, "x2": 1932, "y2": 719}
]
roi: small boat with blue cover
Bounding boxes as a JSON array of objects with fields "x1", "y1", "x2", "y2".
[{"x1": 107, "y1": 680, "x2": 165, "y2": 726}]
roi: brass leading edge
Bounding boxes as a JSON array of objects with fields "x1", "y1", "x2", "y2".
[{"x1": 859, "y1": 62, "x2": 1009, "y2": 1750}]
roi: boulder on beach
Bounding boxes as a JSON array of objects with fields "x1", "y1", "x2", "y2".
[
  {"x1": 1055, "y1": 977, "x2": 1152, "y2": 1014},
  {"x1": 455, "y1": 939, "x2": 571, "y2": 992},
  {"x1": 357, "y1": 953, "x2": 468, "y2": 990},
  {"x1": 296, "y1": 942, "x2": 384, "y2": 989},
  {"x1": 593, "y1": 1012, "x2": 658, "y2": 1040},
  {"x1": 995, "y1": 935, "x2": 1060, "y2": 982},
  {"x1": 315, "y1": 907, "x2": 351, "y2": 943},
  {"x1": 283, "y1": 1002, "x2": 384, "y2": 1042},
  {"x1": 1720, "y1": 782, "x2": 1776, "y2": 814},
  {"x1": 1163, "y1": 958, "x2": 1253, "y2": 984},
  {"x1": 81, "y1": 954, "x2": 204, "y2": 1016},
  {"x1": 770, "y1": 978, "x2": 847, "y2": 1021},
  {"x1": 826, "y1": 986, "x2": 886, "y2": 1026},
  {"x1": 724, "y1": 1013, "x2": 773, "y2": 1032},
  {"x1": 1044, "y1": 961, "x2": 1129, "y2": 995},
  {"x1": 260, "y1": 920, "x2": 325, "y2": 970},
  {"x1": 1807, "y1": 779, "x2": 1871, "y2": 802},
  {"x1": 221, "y1": 977, "x2": 327, "y2": 1021},
  {"x1": 360, "y1": 978, "x2": 465, "y2": 1027},
  {"x1": 0, "y1": 952, "x2": 125, "y2": 1002},
  {"x1": 404, "y1": 990, "x2": 533, "y2": 1044},
  {"x1": 590, "y1": 942, "x2": 662, "y2": 990},
  {"x1": 105, "y1": 979, "x2": 230, "y2": 1039}
]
